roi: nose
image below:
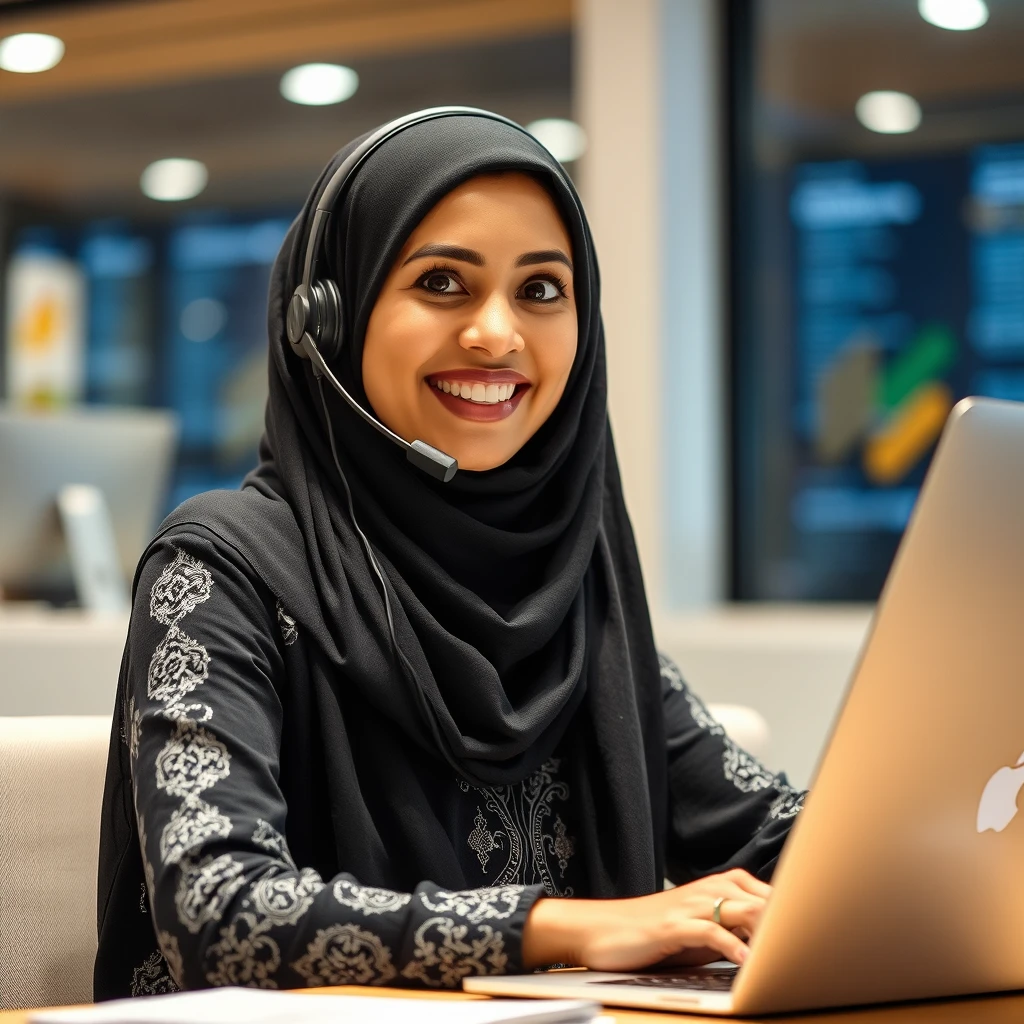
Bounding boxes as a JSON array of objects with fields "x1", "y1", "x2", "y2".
[{"x1": 458, "y1": 291, "x2": 524, "y2": 357}]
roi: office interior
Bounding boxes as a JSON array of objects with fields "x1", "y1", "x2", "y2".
[{"x1": 0, "y1": 0, "x2": 1020, "y2": 885}]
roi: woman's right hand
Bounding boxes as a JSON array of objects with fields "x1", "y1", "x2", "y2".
[{"x1": 521, "y1": 869, "x2": 771, "y2": 972}]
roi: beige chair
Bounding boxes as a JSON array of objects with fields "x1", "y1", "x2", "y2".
[{"x1": 0, "y1": 715, "x2": 111, "y2": 1010}]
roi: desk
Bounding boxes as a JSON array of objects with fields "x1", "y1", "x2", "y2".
[{"x1": 1, "y1": 986, "x2": 1023, "y2": 1023}]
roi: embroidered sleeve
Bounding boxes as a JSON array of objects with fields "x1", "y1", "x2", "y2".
[
  {"x1": 127, "y1": 533, "x2": 540, "y2": 993},
  {"x1": 658, "y1": 652, "x2": 806, "y2": 884}
]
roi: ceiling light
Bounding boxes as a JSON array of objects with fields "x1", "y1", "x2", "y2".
[
  {"x1": 526, "y1": 118, "x2": 587, "y2": 164},
  {"x1": 140, "y1": 158, "x2": 208, "y2": 202},
  {"x1": 0, "y1": 32, "x2": 64, "y2": 73},
  {"x1": 280, "y1": 63, "x2": 359, "y2": 106},
  {"x1": 918, "y1": 0, "x2": 989, "y2": 31},
  {"x1": 855, "y1": 91, "x2": 922, "y2": 134}
]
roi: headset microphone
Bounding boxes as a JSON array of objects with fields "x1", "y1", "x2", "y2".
[{"x1": 286, "y1": 286, "x2": 457, "y2": 482}]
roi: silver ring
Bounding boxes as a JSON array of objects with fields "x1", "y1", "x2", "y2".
[{"x1": 712, "y1": 896, "x2": 727, "y2": 925}]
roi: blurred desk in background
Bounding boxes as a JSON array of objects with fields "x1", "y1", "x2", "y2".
[
  {"x1": 0, "y1": 608, "x2": 127, "y2": 717},
  {"x1": 0, "y1": 604, "x2": 873, "y2": 786}
]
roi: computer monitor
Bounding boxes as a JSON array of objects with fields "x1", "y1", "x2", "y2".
[{"x1": 0, "y1": 407, "x2": 179, "y2": 604}]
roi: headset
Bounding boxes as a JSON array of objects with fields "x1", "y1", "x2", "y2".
[{"x1": 285, "y1": 105, "x2": 547, "y2": 485}]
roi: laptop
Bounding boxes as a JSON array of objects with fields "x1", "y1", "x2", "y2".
[{"x1": 465, "y1": 397, "x2": 1024, "y2": 1015}]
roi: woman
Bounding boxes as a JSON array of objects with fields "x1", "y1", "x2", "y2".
[{"x1": 95, "y1": 109, "x2": 804, "y2": 998}]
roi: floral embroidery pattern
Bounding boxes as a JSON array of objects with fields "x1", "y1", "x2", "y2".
[
  {"x1": 769, "y1": 786, "x2": 805, "y2": 821},
  {"x1": 723, "y1": 739, "x2": 775, "y2": 793},
  {"x1": 160, "y1": 799, "x2": 233, "y2": 866},
  {"x1": 291, "y1": 923, "x2": 397, "y2": 986},
  {"x1": 468, "y1": 809, "x2": 499, "y2": 871},
  {"x1": 659, "y1": 650, "x2": 806, "y2": 813},
  {"x1": 276, "y1": 600, "x2": 299, "y2": 647},
  {"x1": 154, "y1": 719, "x2": 230, "y2": 798},
  {"x1": 461, "y1": 759, "x2": 576, "y2": 896},
  {"x1": 419, "y1": 886, "x2": 522, "y2": 924},
  {"x1": 333, "y1": 878, "x2": 412, "y2": 916},
  {"x1": 551, "y1": 816, "x2": 575, "y2": 873},
  {"x1": 128, "y1": 696, "x2": 142, "y2": 762},
  {"x1": 174, "y1": 853, "x2": 247, "y2": 934},
  {"x1": 205, "y1": 913, "x2": 282, "y2": 988},
  {"x1": 251, "y1": 819, "x2": 294, "y2": 865},
  {"x1": 148, "y1": 628, "x2": 210, "y2": 704},
  {"x1": 130, "y1": 949, "x2": 179, "y2": 996},
  {"x1": 150, "y1": 549, "x2": 213, "y2": 625},
  {"x1": 401, "y1": 917, "x2": 507, "y2": 988},
  {"x1": 250, "y1": 869, "x2": 325, "y2": 927}
]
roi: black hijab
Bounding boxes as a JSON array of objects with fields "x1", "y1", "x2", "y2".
[{"x1": 157, "y1": 111, "x2": 667, "y2": 896}]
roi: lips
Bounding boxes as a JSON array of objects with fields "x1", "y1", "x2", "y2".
[{"x1": 425, "y1": 369, "x2": 531, "y2": 422}]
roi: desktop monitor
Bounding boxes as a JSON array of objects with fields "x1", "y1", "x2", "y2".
[{"x1": 0, "y1": 407, "x2": 178, "y2": 604}]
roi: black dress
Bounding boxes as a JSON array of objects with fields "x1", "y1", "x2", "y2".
[{"x1": 94, "y1": 527, "x2": 805, "y2": 998}]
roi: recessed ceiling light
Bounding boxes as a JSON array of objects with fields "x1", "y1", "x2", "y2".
[
  {"x1": 140, "y1": 158, "x2": 208, "y2": 202},
  {"x1": 918, "y1": 0, "x2": 989, "y2": 31},
  {"x1": 0, "y1": 32, "x2": 65, "y2": 73},
  {"x1": 855, "y1": 91, "x2": 922, "y2": 134},
  {"x1": 280, "y1": 63, "x2": 359, "y2": 106},
  {"x1": 525, "y1": 118, "x2": 588, "y2": 164}
]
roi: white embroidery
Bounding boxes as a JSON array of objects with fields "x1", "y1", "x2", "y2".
[
  {"x1": 155, "y1": 719, "x2": 231, "y2": 798},
  {"x1": 130, "y1": 949, "x2": 179, "y2": 996},
  {"x1": 666, "y1": 652, "x2": 785, "y2": 796},
  {"x1": 276, "y1": 600, "x2": 298, "y2": 647},
  {"x1": 161, "y1": 701, "x2": 213, "y2": 723},
  {"x1": 722, "y1": 738, "x2": 775, "y2": 793},
  {"x1": 468, "y1": 808, "x2": 499, "y2": 871},
  {"x1": 128, "y1": 696, "x2": 142, "y2": 761},
  {"x1": 249, "y1": 868, "x2": 324, "y2": 927},
  {"x1": 251, "y1": 819, "x2": 294, "y2": 865},
  {"x1": 157, "y1": 931, "x2": 184, "y2": 988},
  {"x1": 769, "y1": 786, "x2": 806, "y2": 821},
  {"x1": 291, "y1": 923, "x2": 397, "y2": 986},
  {"x1": 147, "y1": 627, "x2": 210, "y2": 704},
  {"x1": 205, "y1": 912, "x2": 281, "y2": 988},
  {"x1": 160, "y1": 799, "x2": 233, "y2": 865},
  {"x1": 401, "y1": 917, "x2": 507, "y2": 988},
  {"x1": 333, "y1": 878, "x2": 412, "y2": 916},
  {"x1": 463, "y1": 759, "x2": 575, "y2": 896},
  {"x1": 419, "y1": 886, "x2": 523, "y2": 924},
  {"x1": 174, "y1": 853, "x2": 247, "y2": 934},
  {"x1": 150, "y1": 549, "x2": 213, "y2": 625},
  {"x1": 551, "y1": 816, "x2": 574, "y2": 873}
]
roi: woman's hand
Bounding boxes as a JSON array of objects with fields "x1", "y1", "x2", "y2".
[{"x1": 522, "y1": 869, "x2": 771, "y2": 972}]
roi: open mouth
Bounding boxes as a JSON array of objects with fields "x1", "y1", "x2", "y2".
[{"x1": 425, "y1": 372, "x2": 531, "y2": 422}]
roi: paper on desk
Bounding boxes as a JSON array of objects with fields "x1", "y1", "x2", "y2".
[{"x1": 30, "y1": 988, "x2": 600, "y2": 1024}]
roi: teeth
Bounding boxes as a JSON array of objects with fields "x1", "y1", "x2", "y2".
[{"x1": 433, "y1": 379, "x2": 520, "y2": 405}]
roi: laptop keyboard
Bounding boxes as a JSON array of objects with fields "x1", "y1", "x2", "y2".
[{"x1": 592, "y1": 966, "x2": 739, "y2": 993}]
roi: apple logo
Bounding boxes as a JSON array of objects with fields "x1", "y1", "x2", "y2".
[{"x1": 977, "y1": 751, "x2": 1024, "y2": 833}]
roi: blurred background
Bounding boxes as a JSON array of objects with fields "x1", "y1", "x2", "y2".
[{"x1": 1, "y1": 0, "x2": 1021, "y2": 785}]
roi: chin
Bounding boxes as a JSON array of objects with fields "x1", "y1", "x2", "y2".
[{"x1": 449, "y1": 443, "x2": 519, "y2": 473}]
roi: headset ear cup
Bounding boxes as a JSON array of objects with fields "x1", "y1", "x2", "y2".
[{"x1": 313, "y1": 278, "x2": 343, "y2": 363}]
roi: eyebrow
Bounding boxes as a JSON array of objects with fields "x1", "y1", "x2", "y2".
[{"x1": 402, "y1": 243, "x2": 573, "y2": 272}]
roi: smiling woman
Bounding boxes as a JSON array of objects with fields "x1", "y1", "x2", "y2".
[
  {"x1": 363, "y1": 173, "x2": 577, "y2": 469},
  {"x1": 94, "y1": 108, "x2": 804, "y2": 999}
]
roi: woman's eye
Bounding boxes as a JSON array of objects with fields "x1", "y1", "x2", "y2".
[
  {"x1": 421, "y1": 272, "x2": 464, "y2": 295},
  {"x1": 521, "y1": 278, "x2": 562, "y2": 302}
]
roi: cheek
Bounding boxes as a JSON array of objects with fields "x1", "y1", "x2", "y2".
[
  {"x1": 535, "y1": 316, "x2": 578, "y2": 406},
  {"x1": 363, "y1": 298, "x2": 441, "y2": 393}
]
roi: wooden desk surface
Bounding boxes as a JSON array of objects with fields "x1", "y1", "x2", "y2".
[{"x1": 2, "y1": 985, "x2": 1024, "y2": 1023}]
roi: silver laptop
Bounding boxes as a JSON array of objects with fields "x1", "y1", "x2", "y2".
[{"x1": 465, "y1": 396, "x2": 1024, "y2": 1015}]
